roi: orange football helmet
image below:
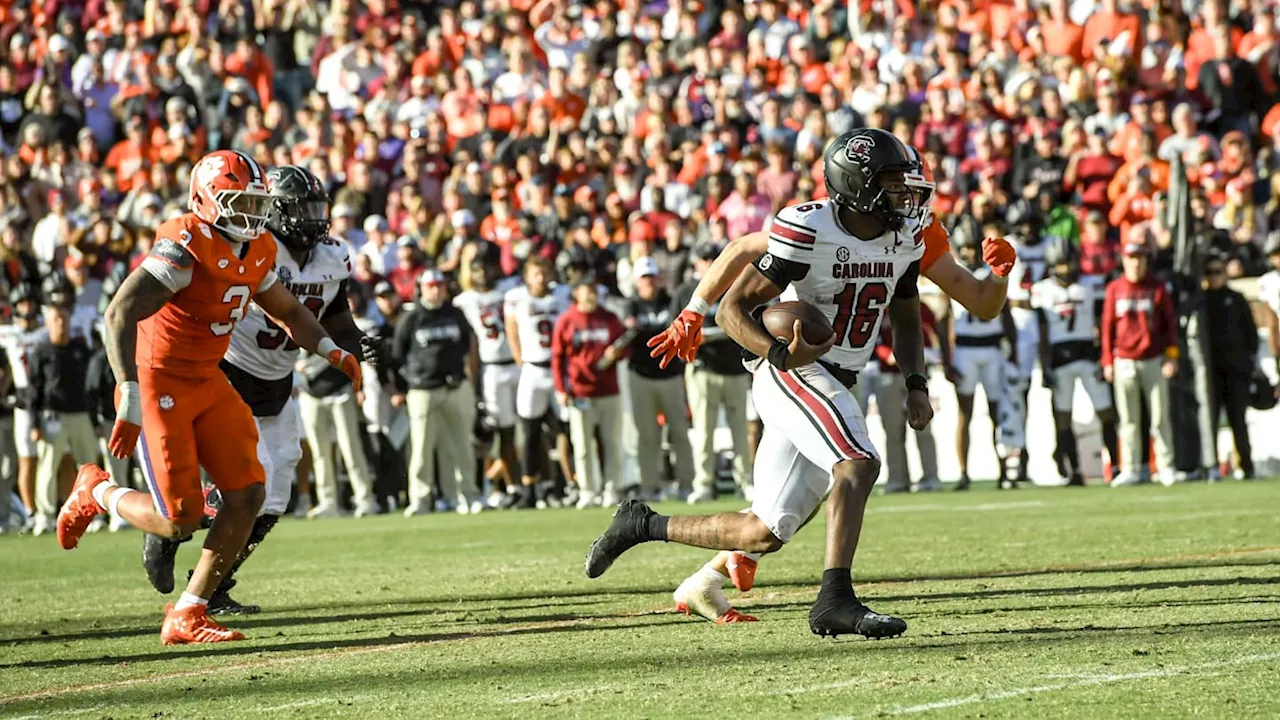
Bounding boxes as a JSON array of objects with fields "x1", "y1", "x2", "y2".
[{"x1": 188, "y1": 150, "x2": 271, "y2": 241}]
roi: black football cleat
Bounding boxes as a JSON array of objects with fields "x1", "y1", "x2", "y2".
[
  {"x1": 206, "y1": 578, "x2": 261, "y2": 616},
  {"x1": 142, "y1": 532, "x2": 182, "y2": 594},
  {"x1": 953, "y1": 474, "x2": 971, "y2": 492},
  {"x1": 809, "y1": 597, "x2": 907, "y2": 640},
  {"x1": 584, "y1": 499, "x2": 656, "y2": 579}
]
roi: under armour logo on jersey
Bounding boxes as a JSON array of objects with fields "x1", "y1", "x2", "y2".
[{"x1": 844, "y1": 135, "x2": 876, "y2": 163}]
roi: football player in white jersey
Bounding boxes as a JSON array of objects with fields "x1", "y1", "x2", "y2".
[
  {"x1": 1032, "y1": 240, "x2": 1119, "y2": 486},
  {"x1": 586, "y1": 128, "x2": 948, "y2": 638},
  {"x1": 617, "y1": 139, "x2": 1019, "y2": 625},
  {"x1": 140, "y1": 166, "x2": 383, "y2": 614},
  {"x1": 1255, "y1": 234, "x2": 1280, "y2": 379},
  {"x1": 454, "y1": 248, "x2": 525, "y2": 508},
  {"x1": 505, "y1": 256, "x2": 574, "y2": 507},
  {"x1": 0, "y1": 286, "x2": 46, "y2": 532},
  {"x1": 945, "y1": 229, "x2": 1017, "y2": 490}
]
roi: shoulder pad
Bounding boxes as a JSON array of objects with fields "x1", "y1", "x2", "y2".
[{"x1": 150, "y1": 238, "x2": 197, "y2": 270}]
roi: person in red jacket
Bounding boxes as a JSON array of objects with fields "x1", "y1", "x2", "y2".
[
  {"x1": 552, "y1": 279, "x2": 627, "y2": 508},
  {"x1": 1101, "y1": 242, "x2": 1179, "y2": 486}
]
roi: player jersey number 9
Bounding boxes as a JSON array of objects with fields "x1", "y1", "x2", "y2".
[
  {"x1": 210, "y1": 285, "x2": 252, "y2": 336},
  {"x1": 536, "y1": 318, "x2": 554, "y2": 348}
]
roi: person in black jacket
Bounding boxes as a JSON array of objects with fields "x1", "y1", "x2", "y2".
[
  {"x1": 673, "y1": 244, "x2": 752, "y2": 502},
  {"x1": 85, "y1": 339, "x2": 133, "y2": 531},
  {"x1": 1201, "y1": 252, "x2": 1258, "y2": 478},
  {"x1": 393, "y1": 269, "x2": 480, "y2": 516},
  {"x1": 26, "y1": 303, "x2": 96, "y2": 533},
  {"x1": 625, "y1": 257, "x2": 693, "y2": 500}
]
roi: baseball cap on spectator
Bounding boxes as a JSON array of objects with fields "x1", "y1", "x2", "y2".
[
  {"x1": 86, "y1": 28, "x2": 106, "y2": 43},
  {"x1": 1122, "y1": 242, "x2": 1149, "y2": 257},
  {"x1": 634, "y1": 257, "x2": 660, "y2": 278},
  {"x1": 451, "y1": 209, "x2": 476, "y2": 228},
  {"x1": 333, "y1": 204, "x2": 355, "y2": 220},
  {"x1": 553, "y1": 184, "x2": 573, "y2": 198},
  {"x1": 419, "y1": 269, "x2": 446, "y2": 286},
  {"x1": 693, "y1": 242, "x2": 720, "y2": 261},
  {"x1": 364, "y1": 215, "x2": 389, "y2": 234},
  {"x1": 708, "y1": 142, "x2": 728, "y2": 156},
  {"x1": 397, "y1": 235, "x2": 417, "y2": 248},
  {"x1": 374, "y1": 280, "x2": 397, "y2": 296},
  {"x1": 47, "y1": 35, "x2": 70, "y2": 55}
]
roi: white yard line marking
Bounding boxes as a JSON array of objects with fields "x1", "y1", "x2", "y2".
[
  {"x1": 818, "y1": 651, "x2": 1280, "y2": 718},
  {"x1": 7, "y1": 707, "x2": 101, "y2": 720},
  {"x1": 502, "y1": 685, "x2": 614, "y2": 704}
]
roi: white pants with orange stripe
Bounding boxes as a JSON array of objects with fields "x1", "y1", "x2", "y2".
[{"x1": 748, "y1": 360, "x2": 879, "y2": 544}]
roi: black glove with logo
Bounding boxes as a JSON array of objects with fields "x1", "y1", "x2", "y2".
[{"x1": 359, "y1": 334, "x2": 387, "y2": 373}]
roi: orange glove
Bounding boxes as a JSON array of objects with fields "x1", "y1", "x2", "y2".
[
  {"x1": 647, "y1": 309, "x2": 704, "y2": 369},
  {"x1": 983, "y1": 236, "x2": 1017, "y2": 278},
  {"x1": 327, "y1": 347, "x2": 363, "y2": 394},
  {"x1": 109, "y1": 381, "x2": 143, "y2": 459}
]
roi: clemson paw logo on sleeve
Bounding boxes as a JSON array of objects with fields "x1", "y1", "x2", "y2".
[{"x1": 159, "y1": 395, "x2": 175, "y2": 411}]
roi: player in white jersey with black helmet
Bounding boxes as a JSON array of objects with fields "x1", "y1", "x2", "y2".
[
  {"x1": 0, "y1": 286, "x2": 46, "y2": 533},
  {"x1": 946, "y1": 227, "x2": 1017, "y2": 490},
  {"x1": 454, "y1": 248, "x2": 525, "y2": 508},
  {"x1": 1032, "y1": 239, "x2": 1119, "y2": 486},
  {"x1": 505, "y1": 255, "x2": 573, "y2": 507},
  {"x1": 586, "y1": 128, "x2": 940, "y2": 639},
  {"x1": 140, "y1": 165, "x2": 383, "y2": 615}
]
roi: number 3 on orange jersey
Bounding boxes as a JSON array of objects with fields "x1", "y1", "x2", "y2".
[{"x1": 211, "y1": 285, "x2": 252, "y2": 336}]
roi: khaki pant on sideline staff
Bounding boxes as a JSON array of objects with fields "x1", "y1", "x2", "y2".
[
  {"x1": 298, "y1": 392, "x2": 376, "y2": 514},
  {"x1": 629, "y1": 373, "x2": 694, "y2": 493},
  {"x1": 686, "y1": 367, "x2": 750, "y2": 494},
  {"x1": 868, "y1": 373, "x2": 939, "y2": 490},
  {"x1": 1113, "y1": 357, "x2": 1174, "y2": 475},
  {"x1": 35, "y1": 412, "x2": 96, "y2": 521},
  {"x1": 568, "y1": 394, "x2": 622, "y2": 500},
  {"x1": 406, "y1": 384, "x2": 476, "y2": 510}
]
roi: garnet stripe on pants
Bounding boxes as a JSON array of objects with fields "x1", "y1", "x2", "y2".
[
  {"x1": 771, "y1": 368, "x2": 867, "y2": 460},
  {"x1": 793, "y1": 369, "x2": 876, "y2": 459}
]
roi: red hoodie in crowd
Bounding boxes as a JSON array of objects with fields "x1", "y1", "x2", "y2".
[
  {"x1": 1101, "y1": 272, "x2": 1177, "y2": 368},
  {"x1": 551, "y1": 303, "x2": 627, "y2": 398}
]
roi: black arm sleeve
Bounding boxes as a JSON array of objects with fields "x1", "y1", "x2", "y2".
[
  {"x1": 752, "y1": 252, "x2": 810, "y2": 291},
  {"x1": 320, "y1": 279, "x2": 350, "y2": 320},
  {"x1": 893, "y1": 261, "x2": 921, "y2": 299}
]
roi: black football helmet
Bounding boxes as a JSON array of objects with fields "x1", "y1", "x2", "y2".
[
  {"x1": 266, "y1": 165, "x2": 330, "y2": 252},
  {"x1": 824, "y1": 128, "x2": 932, "y2": 231},
  {"x1": 1044, "y1": 237, "x2": 1079, "y2": 285}
]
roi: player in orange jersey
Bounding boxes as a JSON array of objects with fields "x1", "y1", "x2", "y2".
[
  {"x1": 56, "y1": 151, "x2": 364, "y2": 645},
  {"x1": 644, "y1": 148, "x2": 1019, "y2": 624}
]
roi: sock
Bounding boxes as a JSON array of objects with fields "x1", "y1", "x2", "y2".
[
  {"x1": 696, "y1": 563, "x2": 729, "y2": 588},
  {"x1": 818, "y1": 568, "x2": 854, "y2": 600},
  {"x1": 1057, "y1": 428, "x2": 1079, "y2": 477},
  {"x1": 1102, "y1": 423, "x2": 1120, "y2": 469},
  {"x1": 174, "y1": 591, "x2": 209, "y2": 610},
  {"x1": 91, "y1": 480, "x2": 117, "y2": 509},
  {"x1": 107, "y1": 487, "x2": 136, "y2": 519},
  {"x1": 647, "y1": 513, "x2": 670, "y2": 541}
]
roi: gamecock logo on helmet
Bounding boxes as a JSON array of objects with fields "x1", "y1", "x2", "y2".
[{"x1": 844, "y1": 135, "x2": 876, "y2": 163}]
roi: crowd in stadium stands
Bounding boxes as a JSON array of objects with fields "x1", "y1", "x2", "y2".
[{"x1": 0, "y1": 0, "x2": 1277, "y2": 532}]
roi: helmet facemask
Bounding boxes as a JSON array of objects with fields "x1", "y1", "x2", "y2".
[{"x1": 212, "y1": 188, "x2": 272, "y2": 241}]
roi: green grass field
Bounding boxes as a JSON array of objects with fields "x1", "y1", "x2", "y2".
[{"x1": 2, "y1": 481, "x2": 1279, "y2": 719}]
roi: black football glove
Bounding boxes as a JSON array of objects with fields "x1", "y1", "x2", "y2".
[{"x1": 359, "y1": 334, "x2": 387, "y2": 372}]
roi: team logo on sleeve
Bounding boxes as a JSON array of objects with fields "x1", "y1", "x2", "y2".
[
  {"x1": 150, "y1": 238, "x2": 196, "y2": 269},
  {"x1": 278, "y1": 266, "x2": 293, "y2": 283},
  {"x1": 159, "y1": 395, "x2": 175, "y2": 411},
  {"x1": 758, "y1": 253, "x2": 774, "y2": 271}
]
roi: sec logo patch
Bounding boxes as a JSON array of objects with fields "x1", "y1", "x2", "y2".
[
  {"x1": 159, "y1": 395, "x2": 175, "y2": 411},
  {"x1": 836, "y1": 247, "x2": 850, "y2": 262}
]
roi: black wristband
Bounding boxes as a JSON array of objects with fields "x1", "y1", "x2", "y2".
[
  {"x1": 767, "y1": 339, "x2": 791, "y2": 370},
  {"x1": 905, "y1": 372, "x2": 928, "y2": 393}
]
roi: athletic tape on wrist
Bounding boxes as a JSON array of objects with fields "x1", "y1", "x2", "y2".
[
  {"x1": 685, "y1": 296, "x2": 710, "y2": 316},
  {"x1": 118, "y1": 381, "x2": 142, "y2": 425}
]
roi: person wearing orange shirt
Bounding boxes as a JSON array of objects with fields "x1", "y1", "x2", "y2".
[
  {"x1": 1041, "y1": 0, "x2": 1085, "y2": 64},
  {"x1": 1108, "y1": 132, "x2": 1170, "y2": 204},
  {"x1": 1183, "y1": 0, "x2": 1242, "y2": 91},
  {"x1": 1109, "y1": 173, "x2": 1158, "y2": 245},
  {"x1": 224, "y1": 38, "x2": 274, "y2": 110},
  {"x1": 1081, "y1": 0, "x2": 1142, "y2": 63},
  {"x1": 1109, "y1": 94, "x2": 1172, "y2": 162},
  {"x1": 441, "y1": 66, "x2": 486, "y2": 140},
  {"x1": 105, "y1": 115, "x2": 154, "y2": 193},
  {"x1": 481, "y1": 189, "x2": 525, "y2": 276},
  {"x1": 531, "y1": 67, "x2": 586, "y2": 128}
]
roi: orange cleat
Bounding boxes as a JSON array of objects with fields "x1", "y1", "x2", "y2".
[
  {"x1": 727, "y1": 552, "x2": 758, "y2": 592},
  {"x1": 717, "y1": 608, "x2": 758, "y2": 624},
  {"x1": 57, "y1": 465, "x2": 110, "y2": 550},
  {"x1": 160, "y1": 603, "x2": 246, "y2": 645}
]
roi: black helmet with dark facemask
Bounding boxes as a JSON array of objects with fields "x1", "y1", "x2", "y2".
[
  {"x1": 823, "y1": 128, "x2": 932, "y2": 232},
  {"x1": 1045, "y1": 237, "x2": 1079, "y2": 284},
  {"x1": 266, "y1": 165, "x2": 331, "y2": 253}
]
